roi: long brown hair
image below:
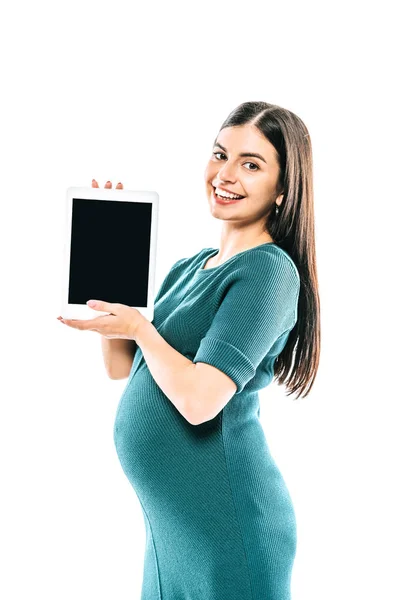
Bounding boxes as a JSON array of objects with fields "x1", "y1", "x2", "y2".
[{"x1": 217, "y1": 101, "x2": 320, "y2": 400}]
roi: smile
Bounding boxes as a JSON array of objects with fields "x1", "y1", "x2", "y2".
[
  {"x1": 213, "y1": 186, "x2": 245, "y2": 200},
  {"x1": 212, "y1": 187, "x2": 245, "y2": 204}
]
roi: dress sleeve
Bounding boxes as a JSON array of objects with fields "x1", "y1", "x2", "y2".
[{"x1": 192, "y1": 250, "x2": 300, "y2": 394}]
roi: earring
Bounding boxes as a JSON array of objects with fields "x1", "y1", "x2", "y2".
[{"x1": 275, "y1": 204, "x2": 279, "y2": 215}]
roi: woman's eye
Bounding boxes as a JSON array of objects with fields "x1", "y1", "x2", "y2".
[
  {"x1": 212, "y1": 151, "x2": 259, "y2": 171},
  {"x1": 244, "y1": 162, "x2": 259, "y2": 171}
]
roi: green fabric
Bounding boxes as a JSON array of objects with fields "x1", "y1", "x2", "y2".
[{"x1": 114, "y1": 243, "x2": 300, "y2": 600}]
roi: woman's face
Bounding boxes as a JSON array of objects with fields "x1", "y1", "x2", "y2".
[{"x1": 204, "y1": 124, "x2": 283, "y2": 225}]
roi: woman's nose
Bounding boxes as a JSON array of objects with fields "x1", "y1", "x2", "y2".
[{"x1": 218, "y1": 161, "x2": 236, "y2": 180}]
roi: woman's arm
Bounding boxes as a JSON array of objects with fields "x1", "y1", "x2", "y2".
[
  {"x1": 101, "y1": 337, "x2": 137, "y2": 380},
  {"x1": 134, "y1": 320, "x2": 236, "y2": 425}
]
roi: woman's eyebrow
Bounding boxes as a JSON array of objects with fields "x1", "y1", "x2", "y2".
[{"x1": 214, "y1": 141, "x2": 267, "y2": 164}]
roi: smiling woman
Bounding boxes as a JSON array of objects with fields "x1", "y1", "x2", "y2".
[{"x1": 65, "y1": 102, "x2": 320, "y2": 600}]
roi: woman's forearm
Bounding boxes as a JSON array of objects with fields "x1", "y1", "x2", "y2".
[
  {"x1": 134, "y1": 319, "x2": 196, "y2": 423},
  {"x1": 101, "y1": 337, "x2": 137, "y2": 379}
]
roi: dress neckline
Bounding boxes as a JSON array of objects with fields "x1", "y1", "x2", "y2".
[{"x1": 197, "y1": 242, "x2": 277, "y2": 274}]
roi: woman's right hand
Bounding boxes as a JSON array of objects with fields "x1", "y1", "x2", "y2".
[{"x1": 92, "y1": 179, "x2": 123, "y2": 189}]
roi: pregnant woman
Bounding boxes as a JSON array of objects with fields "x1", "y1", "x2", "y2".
[{"x1": 58, "y1": 100, "x2": 320, "y2": 600}]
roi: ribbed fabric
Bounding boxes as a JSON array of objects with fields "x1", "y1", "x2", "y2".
[{"x1": 113, "y1": 243, "x2": 301, "y2": 600}]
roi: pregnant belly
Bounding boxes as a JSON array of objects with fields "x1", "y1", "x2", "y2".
[{"x1": 113, "y1": 364, "x2": 222, "y2": 504}]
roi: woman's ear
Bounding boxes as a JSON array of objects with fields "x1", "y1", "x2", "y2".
[{"x1": 276, "y1": 192, "x2": 284, "y2": 207}]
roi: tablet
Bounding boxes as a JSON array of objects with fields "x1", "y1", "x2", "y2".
[{"x1": 60, "y1": 186, "x2": 159, "y2": 322}]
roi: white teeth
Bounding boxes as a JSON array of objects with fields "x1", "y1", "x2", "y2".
[{"x1": 214, "y1": 187, "x2": 244, "y2": 199}]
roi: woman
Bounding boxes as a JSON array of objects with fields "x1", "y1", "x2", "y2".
[{"x1": 59, "y1": 101, "x2": 320, "y2": 599}]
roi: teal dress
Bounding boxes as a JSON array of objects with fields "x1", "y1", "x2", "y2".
[{"x1": 113, "y1": 243, "x2": 301, "y2": 600}]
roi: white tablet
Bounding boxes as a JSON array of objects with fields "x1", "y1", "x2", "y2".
[{"x1": 60, "y1": 186, "x2": 159, "y2": 322}]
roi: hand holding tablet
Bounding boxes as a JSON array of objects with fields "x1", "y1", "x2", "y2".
[
  {"x1": 57, "y1": 296, "x2": 147, "y2": 340},
  {"x1": 58, "y1": 178, "x2": 159, "y2": 333}
]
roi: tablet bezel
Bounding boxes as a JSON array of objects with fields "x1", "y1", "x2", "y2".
[{"x1": 61, "y1": 186, "x2": 159, "y2": 323}]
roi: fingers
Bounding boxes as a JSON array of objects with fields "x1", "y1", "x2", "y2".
[{"x1": 91, "y1": 179, "x2": 124, "y2": 189}]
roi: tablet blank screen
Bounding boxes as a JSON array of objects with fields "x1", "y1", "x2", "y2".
[{"x1": 68, "y1": 197, "x2": 152, "y2": 307}]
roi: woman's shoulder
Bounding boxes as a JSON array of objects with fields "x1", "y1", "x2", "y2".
[
  {"x1": 214, "y1": 243, "x2": 300, "y2": 289},
  {"x1": 171, "y1": 247, "x2": 213, "y2": 270},
  {"x1": 252, "y1": 243, "x2": 300, "y2": 284},
  {"x1": 156, "y1": 249, "x2": 211, "y2": 286}
]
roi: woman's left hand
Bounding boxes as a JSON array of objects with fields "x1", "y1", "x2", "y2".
[{"x1": 57, "y1": 300, "x2": 147, "y2": 340}]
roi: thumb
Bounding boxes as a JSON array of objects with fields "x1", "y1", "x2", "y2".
[{"x1": 87, "y1": 299, "x2": 116, "y2": 313}]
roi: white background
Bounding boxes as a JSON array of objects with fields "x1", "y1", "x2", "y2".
[{"x1": 1, "y1": 0, "x2": 399, "y2": 598}]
